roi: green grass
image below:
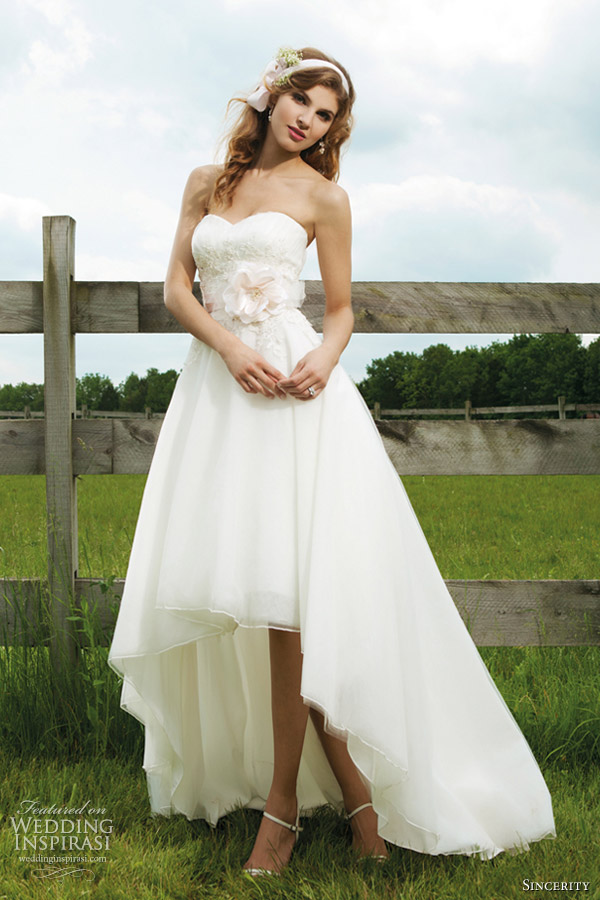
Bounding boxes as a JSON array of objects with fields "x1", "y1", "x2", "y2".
[
  {"x1": 0, "y1": 754, "x2": 598, "y2": 899},
  {"x1": 0, "y1": 474, "x2": 599, "y2": 897},
  {"x1": 1, "y1": 473, "x2": 599, "y2": 580},
  {"x1": 404, "y1": 474, "x2": 600, "y2": 580}
]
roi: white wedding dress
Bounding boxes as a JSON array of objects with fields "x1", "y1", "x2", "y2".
[{"x1": 107, "y1": 211, "x2": 556, "y2": 859}]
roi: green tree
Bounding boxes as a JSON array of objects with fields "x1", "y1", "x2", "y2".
[
  {"x1": 119, "y1": 373, "x2": 148, "y2": 412},
  {"x1": 477, "y1": 341, "x2": 510, "y2": 406},
  {"x1": 583, "y1": 336, "x2": 600, "y2": 402},
  {"x1": 145, "y1": 367, "x2": 179, "y2": 412},
  {"x1": 356, "y1": 333, "x2": 592, "y2": 412},
  {"x1": 357, "y1": 351, "x2": 419, "y2": 408},
  {"x1": 0, "y1": 381, "x2": 44, "y2": 411},
  {"x1": 76, "y1": 373, "x2": 119, "y2": 410},
  {"x1": 497, "y1": 334, "x2": 585, "y2": 404},
  {"x1": 408, "y1": 343, "x2": 455, "y2": 407},
  {"x1": 99, "y1": 382, "x2": 120, "y2": 410}
]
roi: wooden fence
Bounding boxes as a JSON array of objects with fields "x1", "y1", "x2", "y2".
[
  {"x1": 372, "y1": 398, "x2": 600, "y2": 421},
  {"x1": 1, "y1": 216, "x2": 599, "y2": 664},
  {"x1": 2, "y1": 398, "x2": 599, "y2": 422},
  {"x1": 0, "y1": 405, "x2": 159, "y2": 419}
]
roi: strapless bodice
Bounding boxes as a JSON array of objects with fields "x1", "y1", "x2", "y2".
[{"x1": 191, "y1": 211, "x2": 308, "y2": 322}]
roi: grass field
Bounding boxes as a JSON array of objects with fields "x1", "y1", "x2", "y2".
[
  {"x1": 0, "y1": 474, "x2": 599, "y2": 898},
  {"x1": 1, "y1": 473, "x2": 599, "y2": 580}
]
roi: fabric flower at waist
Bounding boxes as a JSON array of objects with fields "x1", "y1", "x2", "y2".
[{"x1": 222, "y1": 263, "x2": 291, "y2": 324}]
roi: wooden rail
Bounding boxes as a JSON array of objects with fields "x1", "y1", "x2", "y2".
[
  {"x1": 1, "y1": 216, "x2": 599, "y2": 658},
  {"x1": 372, "y1": 399, "x2": 600, "y2": 421},
  {"x1": 0, "y1": 406, "x2": 158, "y2": 419},
  {"x1": 2, "y1": 399, "x2": 599, "y2": 421}
]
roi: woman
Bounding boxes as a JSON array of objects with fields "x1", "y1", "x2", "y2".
[{"x1": 108, "y1": 47, "x2": 556, "y2": 877}]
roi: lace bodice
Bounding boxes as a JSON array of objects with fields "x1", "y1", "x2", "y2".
[
  {"x1": 191, "y1": 211, "x2": 308, "y2": 315},
  {"x1": 188, "y1": 210, "x2": 317, "y2": 360}
]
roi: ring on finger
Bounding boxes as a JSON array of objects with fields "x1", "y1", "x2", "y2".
[{"x1": 307, "y1": 386, "x2": 315, "y2": 397}]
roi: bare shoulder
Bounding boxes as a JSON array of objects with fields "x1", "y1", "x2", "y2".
[
  {"x1": 183, "y1": 164, "x2": 223, "y2": 207},
  {"x1": 311, "y1": 180, "x2": 351, "y2": 227}
]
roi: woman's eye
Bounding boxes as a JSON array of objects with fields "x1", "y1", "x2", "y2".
[{"x1": 293, "y1": 93, "x2": 305, "y2": 103}]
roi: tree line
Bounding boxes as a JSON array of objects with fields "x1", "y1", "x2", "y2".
[
  {"x1": 0, "y1": 368, "x2": 179, "y2": 413},
  {"x1": 356, "y1": 334, "x2": 599, "y2": 410},
  {"x1": 0, "y1": 334, "x2": 598, "y2": 414}
]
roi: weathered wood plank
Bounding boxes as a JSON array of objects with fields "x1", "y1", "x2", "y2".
[
  {"x1": 138, "y1": 282, "x2": 201, "y2": 333},
  {"x1": 344, "y1": 281, "x2": 600, "y2": 334},
  {"x1": 380, "y1": 402, "x2": 600, "y2": 417},
  {"x1": 448, "y1": 579, "x2": 600, "y2": 646},
  {"x1": 42, "y1": 216, "x2": 78, "y2": 666},
  {"x1": 73, "y1": 420, "x2": 113, "y2": 474},
  {"x1": 0, "y1": 282, "x2": 43, "y2": 333},
  {"x1": 0, "y1": 420, "x2": 45, "y2": 473},
  {"x1": 379, "y1": 418, "x2": 600, "y2": 475},
  {"x1": 4, "y1": 402, "x2": 598, "y2": 421},
  {"x1": 2, "y1": 577, "x2": 598, "y2": 646},
  {"x1": 83, "y1": 279, "x2": 600, "y2": 334},
  {"x1": 3, "y1": 280, "x2": 600, "y2": 334},
  {"x1": 110, "y1": 418, "x2": 162, "y2": 474},
  {"x1": 2, "y1": 417, "x2": 600, "y2": 475},
  {"x1": 74, "y1": 282, "x2": 139, "y2": 332}
]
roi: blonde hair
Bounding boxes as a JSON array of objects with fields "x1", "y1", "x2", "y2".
[{"x1": 209, "y1": 47, "x2": 355, "y2": 211}]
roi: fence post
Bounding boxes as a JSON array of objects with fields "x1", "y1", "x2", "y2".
[
  {"x1": 558, "y1": 395, "x2": 566, "y2": 420},
  {"x1": 43, "y1": 215, "x2": 79, "y2": 670},
  {"x1": 374, "y1": 401, "x2": 381, "y2": 420},
  {"x1": 465, "y1": 399, "x2": 472, "y2": 422}
]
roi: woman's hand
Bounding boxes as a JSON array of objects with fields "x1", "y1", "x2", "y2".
[
  {"x1": 220, "y1": 339, "x2": 288, "y2": 399},
  {"x1": 276, "y1": 345, "x2": 338, "y2": 401}
]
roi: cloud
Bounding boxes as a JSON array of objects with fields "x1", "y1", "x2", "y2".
[
  {"x1": 136, "y1": 108, "x2": 172, "y2": 138},
  {"x1": 0, "y1": 194, "x2": 51, "y2": 278},
  {"x1": 22, "y1": 0, "x2": 72, "y2": 26},
  {"x1": 1, "y1": 0, "x2": 598, "y2": 386},
  {"x1": 348, "y1": 175, "x2": 559, "y2": 280},
  {"x1": 20, "y1": 0, "x2": 93, "y2": 84},
  {"x1": 0, "y1": 192, "x2": 50, "y2": 230}
]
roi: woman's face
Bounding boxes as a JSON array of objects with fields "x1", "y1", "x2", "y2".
[{"x1": 270, "y1": 84, "x2": 339, "y2": 153}]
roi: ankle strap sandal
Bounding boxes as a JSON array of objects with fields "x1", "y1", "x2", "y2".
[{"x1": 244, "y1": 808, "x2": 303, "y2": 877}]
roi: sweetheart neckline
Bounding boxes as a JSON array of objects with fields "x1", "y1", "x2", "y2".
[{"x1": 196, "y1": 211, "x2": 310, "y2": 246}]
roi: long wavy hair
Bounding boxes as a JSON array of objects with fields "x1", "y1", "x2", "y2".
[{"x1": 209, "y1": 47, "x2": 355, "y2": 211}]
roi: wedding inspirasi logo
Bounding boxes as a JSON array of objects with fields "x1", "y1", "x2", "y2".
[{"x1": 8, "y1": 798, "x2": 113, "y2": 881}]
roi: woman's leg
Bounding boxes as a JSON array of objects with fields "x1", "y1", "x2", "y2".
[
  {"x1": 308, "y1": 708, "x2": 389, "y2": 858},
  {"x1": 243, "y1": 628, "x2": 309, "y2": 872}
]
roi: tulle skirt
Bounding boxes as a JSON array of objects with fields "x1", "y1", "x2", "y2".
[{"x1": 107, "y1": 307, "x2": 556, "y2": 859}]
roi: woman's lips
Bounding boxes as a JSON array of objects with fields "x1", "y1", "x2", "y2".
[{"x1": 287, "y1": 126, "x2": 305, "y2": 141}]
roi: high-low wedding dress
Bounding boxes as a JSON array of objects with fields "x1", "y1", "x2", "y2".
[{"x1": 107, "y1": 211, "x2": 556, "y2": 859}]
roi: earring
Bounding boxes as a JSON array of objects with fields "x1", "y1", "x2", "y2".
[
  {"x1": 318, "y1": 139, "x2": 326, "y2": 155},
  {"x1": 268, "y1": 108, "x2": 273, "y2": 122}
]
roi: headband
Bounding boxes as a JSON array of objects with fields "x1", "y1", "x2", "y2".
[{"x1": 246, "y1": 48, "x2": 349, "y2": 113}]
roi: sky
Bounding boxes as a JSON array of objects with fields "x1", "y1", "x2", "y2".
[{"x1": 1, "y1": 0, "x2": 599, "y2": 388}]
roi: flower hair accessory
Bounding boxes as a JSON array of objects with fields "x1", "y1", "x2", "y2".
[{"x1": 246, "y1": 46, "x2": 349, "y2": 112}]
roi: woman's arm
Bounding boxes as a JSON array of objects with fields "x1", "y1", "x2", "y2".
[
  {"x1": 315, "y1": 183, "x2": 354, "y2": 364},
  {"x1": 278, "y1": 183, "x2": 354, "y2": 400},
  {"x1": 164, "y1": 166, "x2": 236, "y2": 358},
  {"x1": 164, "y1": 166, "x2": 287, "y2": 399}
]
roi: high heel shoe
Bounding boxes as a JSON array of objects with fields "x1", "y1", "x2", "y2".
[
  {"x1": 347, "y1": 802, "x2": 388, "y2": 862},
  {"x1": 244, "y1": 808, "x2": 302, "y2": 877}
]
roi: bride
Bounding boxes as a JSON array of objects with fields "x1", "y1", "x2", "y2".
[
  {"x1": 108, "y1": 46, "x2": 555, "y2": 878},
  {"x1": 164, "y1": 46, "x2": 378, "y2": 874}
]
